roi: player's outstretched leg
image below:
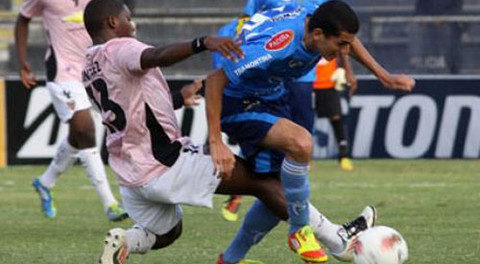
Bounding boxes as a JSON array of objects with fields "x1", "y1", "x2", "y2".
[
  {"x1": 282, "y1": 160, "x2": 327, "y2": 263},
  {"x1": 218, "y1": 200, "x2": 280, "y2": 264},
  {"x1": 330, "y1": 205, "x2": 377, "y2": 261},
  {"x1": 69, "y1": 109, "x2": 128, "y2": 222},
  {"x1": 98, "y1": 223, "x2": 182, "y2": 264},
  {"x1": 98, "y1": 228, "x2": 129, "y2": 264},
  {"x1": 262, "y1": 119, "x2": 327, "y2": 263},
  {"x1": 221, "y1": 195, "x2": 243, "y2": 222}
]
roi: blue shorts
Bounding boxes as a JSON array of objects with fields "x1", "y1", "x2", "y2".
[
  {"x1": 285, "y1": 81, "x2": 314, "y2": 132},
  {"x1": 221, "y1": 94, "x2": 290, "y2": 174}
]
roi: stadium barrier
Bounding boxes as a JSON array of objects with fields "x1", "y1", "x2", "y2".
[{"x1": 2, "y1": 76, "x2": 480, "y2": 166}]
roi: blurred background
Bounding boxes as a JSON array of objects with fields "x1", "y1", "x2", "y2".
[
  {"x1": 0, "y1": 0, "x2": 479, "y2": 77},
  {"x1": 1, "y1": 0, "x2": 480, "y2": 165}
]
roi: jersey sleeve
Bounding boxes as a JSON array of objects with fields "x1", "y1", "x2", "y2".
[
  {"x1": 20, "y1": 0, "x2": 44, "y2": 18},
  {"x1": 108, "y1": 38, "x2": 152, "y2": 74}
]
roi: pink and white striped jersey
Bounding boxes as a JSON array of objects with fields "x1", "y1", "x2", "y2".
[
  {"x1": 83, "y1": 38, "x2": 191, "y2": 187},
  {"x1": 20, "y1": 0, "x2": 91, "y2": 82}
]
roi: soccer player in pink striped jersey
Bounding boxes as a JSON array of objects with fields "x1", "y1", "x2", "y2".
[
  {"x1": 82, "y1": 1, "x2": 288, "y2": 263},
  {"x1": 14, "y1": 0, "x2": 127, "y2": 221}
]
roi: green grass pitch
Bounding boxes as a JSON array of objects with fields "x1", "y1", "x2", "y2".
[{"x1": 0, "y1": 160, "x2": 479, "y2": 264}]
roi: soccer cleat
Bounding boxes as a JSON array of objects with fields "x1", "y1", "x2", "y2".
[
  {"x1": 98, "y1": 228, "x2": 129, "y2": 264},
  {"x1": 339, "y1": 157, "x2": 354, "y2": 172},
  {"x1": 288, "y1": 226, "x2": 328, "y2": 263},
  {"x1": 217, "y1": 254, "x2": 264, "y2": 264},
  {"x1": 106, "y1": 203, "x2": 129, "y2": 222},
  {"x1": 221, "y1": 195, "x2": 243, "y2": 222},
  {"x1": 332, "y1": 205, "x2": 377, "y2": 262},
  {"x1": 32, "y1": 178, "x2": 57, "y2": 219}
]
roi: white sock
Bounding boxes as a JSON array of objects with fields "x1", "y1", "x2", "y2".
[
  {"x1": 78, "y1": 147, "x2": 117, "y2": 211},
  {"x1": 126, "y1": 226, "x2": 157, "y2": 254},
  {"x1": 39, "y1": 138, "x2": 78, "y2": 189},
  {"x1": 308, "y1": 203, "x2": 344, "y2": 253}
]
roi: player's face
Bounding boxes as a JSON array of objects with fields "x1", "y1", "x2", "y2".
[
  {"x1": 312, "y1": 30, "x2": 355, "y2": 60},
  {"x1": 115, "y1": 6, "x2": 135, "y2": 38}
]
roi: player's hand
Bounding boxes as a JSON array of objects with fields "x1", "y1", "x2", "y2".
[
  {"x1": 346, "y1": 70, "x2": 358, "y2": 97},
  {"x1": 204, "y1": 36, "x2": 245, "y2": 62},
  {"x1": 210, "y1": 140, "x2": 236, "y2": 180},
  {"x1": 19, "y1": 63, "x2": 37, "y2": 89},
  {"x1": 180, "y1": 79, "x2": 203, "y2": 106},
  {"x1": 381, "y1": 74, "x2": 415, "y2": 92}
]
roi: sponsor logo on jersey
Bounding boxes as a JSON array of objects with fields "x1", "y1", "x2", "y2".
[
  {"x1": 233, "y1": 54, "x2": 273, "y2": 76},
  {"x1": 265, "y1": 30, "x2": 294, "y2": 51},
  {"x1": 270, "y1": 7, "x2": 303, "y2": 22},
  {"x1": 62, "y1": 11, "x2": 84, "y2": 24}
]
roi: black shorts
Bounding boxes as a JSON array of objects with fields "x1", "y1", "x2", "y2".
[{"x1": 314, "y1": 88, "x2": 341, "y2": 118}]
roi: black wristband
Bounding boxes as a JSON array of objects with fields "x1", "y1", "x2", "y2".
[{"x1": 192, "y1": 36, "x2": 207, "y2": 54}]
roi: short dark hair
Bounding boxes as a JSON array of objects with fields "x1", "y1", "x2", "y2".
[
  {"x1": 84, "y1": 0, "x2": 126, "y2": 38},
  {"x1": 308, "y1": 0, "x2": 359, "y2": 36}
]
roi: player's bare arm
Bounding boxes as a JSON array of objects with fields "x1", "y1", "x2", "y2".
[
  {"x1": 205, "y1": 69, "x2": 235, "y2": 179},
  {"x1": 14, "y1": 14, "x2": 37, "y2": 89},
  {"x1": 338, "y1": 44, "x2": 358, "y2": 96},
  {"x1": 350, "y1": 37, "x2": 415, "y2": 92},
  {"x1": 140, "y1": 36, "x2": 244, "y2": 69},
  {"x1": 179, "y1": 79, "x2": 203, "y2": 107}
]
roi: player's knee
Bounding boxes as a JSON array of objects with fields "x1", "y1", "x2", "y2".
[
  {"x1": 151, "y1": 221, "x2": 183, "y2": 250},
  {"x1": 287, "y1": 130, "x2": 312, "y2": 161}
]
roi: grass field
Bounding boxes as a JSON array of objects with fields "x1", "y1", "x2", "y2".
[{"x1": 0, "y1": 160, "x2": 479, "y2": 264}]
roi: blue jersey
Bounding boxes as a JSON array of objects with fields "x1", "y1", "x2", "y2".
[
  {"x1": 220, "y1": 4, "x2": 321, "y2": 99},
  {"x1": 243, "y1": 0, "x2": 328, "y2": 82},
  {"x1": 213, "y1": 0, "x2": 327, "y2": 77},
  {"x1": 243, "y1": 0, "x2": 326, "y2": 16}
]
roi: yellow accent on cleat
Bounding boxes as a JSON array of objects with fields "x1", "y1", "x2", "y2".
[
  {"x1": 221, "y1": 196, "x2": 242, "y2": 222},
  {"x1": 222, "y1": 207, "x2": 238, "y2": 222},
  {"x1": 288, "y1": 226, "x2": 328, "y2": 263},
  {"x1": 340, "y1": 157, "x2": 354, "y2": 172},
  {"x1": 237, "y1": 260, "x2": 264, "y2": 264}
]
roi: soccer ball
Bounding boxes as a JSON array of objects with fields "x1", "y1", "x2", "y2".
[{"x1": 353, "y1": 226, "x2": 408, "y2": 264}]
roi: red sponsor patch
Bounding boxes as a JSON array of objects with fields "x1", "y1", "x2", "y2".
[{"x1": 265, "y1": 30, "x2": 294, "y2": 51}]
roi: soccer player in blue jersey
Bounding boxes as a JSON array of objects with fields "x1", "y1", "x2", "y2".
[
  {"x1": 207, "y1": 1, "x2": 414, "y2": 263},
  {"x1": 214, "y1": 0, "x2": 334, "y2": 223}
]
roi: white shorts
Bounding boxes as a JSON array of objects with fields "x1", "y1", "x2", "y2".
[
  {"x1": 119, "y1": 145, "x2": 221, "y2": 235},
  {"x1": 46, "y1": 81, "x2": 92, "y2": 122}
]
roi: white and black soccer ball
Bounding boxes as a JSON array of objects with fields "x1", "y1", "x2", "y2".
[{"x1": 353, "y1": 226, "x2": 408, "y2": 264}]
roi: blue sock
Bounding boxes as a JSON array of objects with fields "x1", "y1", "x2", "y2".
[
  {"x1": 281, "y1": 158, "x2": 310, "y2": 234},
  {"x1": 222, "y1": 200, "x2": 280, "y2": 263}
]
